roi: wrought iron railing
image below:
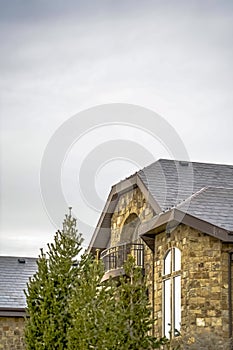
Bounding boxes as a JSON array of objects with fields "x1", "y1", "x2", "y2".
[{"x1": 100, "y1": 243, "x2": 144, "y2": 273}]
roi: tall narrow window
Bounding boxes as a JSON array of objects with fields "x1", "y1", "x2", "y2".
[{"x1": 163, "y1": 247, "x2": 181, "y2": 338}]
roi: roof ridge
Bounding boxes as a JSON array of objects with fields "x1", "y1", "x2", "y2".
[
  {"x1": 112, "y1": 159, "x2": 233, "y2": 189},
  {"x1": 202, "y1": 186, "x2": 233, "y2": 190},
  {"x1": 158, "y1": 158, "x2": 233, "y2": 167},
  {"x1": 171, "y1": 186, "x2": 233, "y2": 211},
  {"x1": 175, "y1": 186, "x2": 209, "y2": 209}
]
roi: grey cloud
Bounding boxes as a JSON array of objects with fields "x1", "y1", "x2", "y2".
[{"x1": 0, "y1": 0, "x2": 233, "y2": 256}]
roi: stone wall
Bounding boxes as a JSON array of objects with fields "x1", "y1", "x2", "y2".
[
  {"x1": 0, "y1": 317, "x2": 25, "y2": 350},
  {"x1": 110, "y1": 187, "x2": 155, "y2": 306},
  {"x1": 109, "y1": 186, "x2": 233, "y2": 340},
  {"x1": 153, "y1": 224, "x2": 231, "y2": 339},
  {"x1": 111, "y1": 187, "x2": 154, "y2": 246}
]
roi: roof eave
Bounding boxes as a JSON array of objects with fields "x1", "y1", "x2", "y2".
[
  {"x1": 0, "y1": 307, "x2": 26, "y2": 317},
  {"x1": 139, "y1": 208, "x2": 233, "y2": 243}
]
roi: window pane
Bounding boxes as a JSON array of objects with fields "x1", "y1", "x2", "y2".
[
  {"x1": 174, "y1": 275, "x2": 181, "y2": 334},
  {"x1": 164, "y1": 250, "x2": 171, "y2": 275},
  {"x1": 173, "y1": 248, "x2": 181, "y2": 272},
  {"x1": 164, "y1": 279, "x2": 171, "y2": 338}
]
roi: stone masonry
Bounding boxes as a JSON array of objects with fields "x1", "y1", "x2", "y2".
[
  {"x1": 110, "y1": 186, "x2": 233, "y2": 340},
  {"x1": 153, "y1": 225, "x2": 230, "y2": 338},
  {"x1": 0, "y1": 317, "x2": 25, "y2": 350},
  {"x1": 110, "y1": 187, "x2": 155, "y2": 304},
  {"x1": 110, "y1": 187, "x2": 154, "y2": 246}
]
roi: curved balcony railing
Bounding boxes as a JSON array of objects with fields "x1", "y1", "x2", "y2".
[{"x1": 100, "y1": 242, "x2": 144, "y2": 279}]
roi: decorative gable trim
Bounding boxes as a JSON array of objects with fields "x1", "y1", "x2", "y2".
[{"x1": 88, "y1": 174, "x2": 161, "y2": 252}]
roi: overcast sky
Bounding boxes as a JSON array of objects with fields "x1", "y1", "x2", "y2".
[{"x1": 1, "y1": 0, "x2": 233, "y2": 257}]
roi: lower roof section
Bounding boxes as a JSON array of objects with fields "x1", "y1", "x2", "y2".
[{"x1": 0, "y1": 308, "x2": 26, "y2": 317}]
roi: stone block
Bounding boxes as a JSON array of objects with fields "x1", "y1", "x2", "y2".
[{"x1": 196, "y1": 318, "x2": 205, "y2": 327}]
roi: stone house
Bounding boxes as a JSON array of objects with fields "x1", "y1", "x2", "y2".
[
  {"x1": 89, "y1": 159, "x2": 233, "y2": 341},
  {"x1": 0, "y1": 256, "x2": 37, "y2": 350}
]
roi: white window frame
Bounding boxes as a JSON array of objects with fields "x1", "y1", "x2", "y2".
[{"x1": 162, "y1": 247, "x2": 181, "y2": 338}]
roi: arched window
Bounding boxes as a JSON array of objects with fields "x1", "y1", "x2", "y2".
[
  {"x1": 120, "y1": 213, "x2": 140, "y2": 243},
  {"x1": 163, "y1": 247, "x2": 181, "y2": 338}
]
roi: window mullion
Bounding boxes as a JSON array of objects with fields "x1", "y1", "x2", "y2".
[
  {"x1": 171, "y1": 275, "x2": 175, "y2": 337},
  {"x1": 163, "y1": 247, "x2": 181, "y2": 338},
  {"x1": 171, "y1": 248, "x2": 174, "y2": 337}
]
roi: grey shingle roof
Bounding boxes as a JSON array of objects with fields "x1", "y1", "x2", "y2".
[
  {"x1": 89, "y1": 159, "x2": 233, "y2": 250},
  {"x1": 0, "y1": 256, "x2": 37, "y2": 310},
  {"x1": 138, "y1": 159, "x2": 233, "y2": 211},
  {"x1": 177, "y1": 186, "x2": 233, "y2": 232}
]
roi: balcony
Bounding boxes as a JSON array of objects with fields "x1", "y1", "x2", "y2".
[{"x1": 100, "y1": 242, "x2": 144, "y2": 281}]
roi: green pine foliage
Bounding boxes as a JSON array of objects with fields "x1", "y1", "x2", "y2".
[
  {"x1": 25, "y1": 210, "x2": 166, "y2": 349},
  {"x1": 115, "y1": 256, "x2": 166, "y2": 349},
  {"x1": 68, "y1": 255, "x2": 165, "y2": 350},
  {"x1": 24, "y1": 210, "x2": 83, "y2": 350},
  {"x1": 67, "y1": 254, "x2": 118, "y2": 349},
  {"x1": 24, "y1": 249, "x2": 50, "y2": 349}
]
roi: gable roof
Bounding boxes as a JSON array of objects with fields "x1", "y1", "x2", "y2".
[
  {"x1": 0, "y1": 256, "x2": 37, "y2": 316},
  {"x1": 139, "y1": 186, "x2": 233, "y2": 249},
  {"x1": 138, "y1": 159, "x2": 233, "y2": 211},
  {"x1": 177, "y1": 186, "x2": 233, "y2": 232},
  {"x1": 89, "y1": 159, "x2": 233, "y2": 251}
]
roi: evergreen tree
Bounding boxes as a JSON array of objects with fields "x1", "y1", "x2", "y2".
[
  {"x1": 116, "y1": 256, "x2": 165, "y2": 349},
  {"x1": 25, "y1": 208, "x2": 83, "y2": 350},
  {"x1": 25, "y1": 209, "x2": 165, "y2": 349},
  {"x1": 24, "y1": 249, "x2": 50, "y2": 349},
  {"x1": 67, "y1": 254, "x2": 119, "y2": 349},
  {"x1": 68, "y1": 254, "x2": 165, "y2": 350}
]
